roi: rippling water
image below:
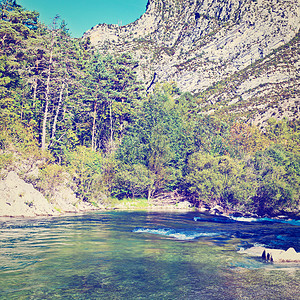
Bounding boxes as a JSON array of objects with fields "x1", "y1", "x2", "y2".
[{"x1": 0, "y1": 211, "x2": 299, "y2": 299}]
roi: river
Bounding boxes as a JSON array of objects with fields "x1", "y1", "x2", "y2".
[{"x1": 0, "y1": 211, "x2": 299, "y2": 299}]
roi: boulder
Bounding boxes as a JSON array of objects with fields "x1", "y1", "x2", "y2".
[
  {"x1": 198, "y1": 207, "x2": 209, "y2": 213},
  {"x1": 238, "y1": 246, "x2": 266, "y2": 257},
  {"x1": 177, "y1": 201, "x2": 192, "y2": 210},
  {"x1": 239, "y1": 246, "x2": 300, "y2": 263},
  {"x1": 210, "y1": 205, "x2": 224, "y2": 215},
  {"x1": 262, "y1": 247, "x2": 300, "y2": 263}
]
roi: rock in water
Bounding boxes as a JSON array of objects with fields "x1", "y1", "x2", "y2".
[
  {"x1": 263, "y1": 247, "x2": 300, "y2": 263},
  {"x1": 239, "y1": 246, "x2": 300, "y2": 263}
]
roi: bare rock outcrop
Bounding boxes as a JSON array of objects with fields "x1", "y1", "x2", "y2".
[
  {"x1": 262, "y1": 247, "x2": 300, "y2": 263},
  {"x1": 239, "y1": 246, "x2": 300, "y2": 263},
  {"x1": 0, "y1": 171, "x2": 59, "y2": 217},
  {"x1": 0, "y1": 172, "x2": 100, "y2": 217},
  {"x1": 84, "y1": 0, "x2": 300, "y2": 125}
]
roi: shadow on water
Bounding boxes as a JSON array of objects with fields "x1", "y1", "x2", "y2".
[{"x1": 0, "y1": 211, "x2": 299, "y2": 299}]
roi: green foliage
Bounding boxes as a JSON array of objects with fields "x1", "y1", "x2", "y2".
[
  {"x1": 0, "y1": 1, "x2": 298, "y2": 216},
  {"x1": 193, "y1": 115, "x2": 230, "y2": 155},
  {"x1": 0, "y1": 120, "x2": 40, "y2": 157},
  {"x1": 184, "y1": 152, "x2": 259, "y2": 209},
  {"x1": 227, "y1": 122, "x2": 269, "y2": 157},
  {"x1": 117, "y1": 82, "x2": 191, "y2": 197},
  {"x1": 115, "y1": 163, "x2": 152, "y2": 199},
  {"x1": 0, "y1": 0, "x2": 38, "y2": 99},
  {"x1": 84, "y1": 52, "x2": 143, "y2": 152},
  {"x1": 184, "y1": 152, "x2": 223, "y2": 203},
  {"x1": 0, "y1": 153, "x2": 13, "y2": 173},
  {"x1": 114, "y1": 198, "x2": 149, "y2": 210},
  {"x1": 253, "y1": 144, "x2": 300, "y2": 214},
  {"x1": 65, "y1": 146, "x2": 103, "y2": 201},
  {"x1": 37, "y1": 164, "x2": 66, "y2": 199}
]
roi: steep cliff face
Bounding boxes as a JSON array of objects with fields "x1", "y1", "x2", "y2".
[
  {"x1": 83, "y1": 0, "x2": 299, "y2": 123},
  {"x1": 197, "y1": 32, "x2": 299, "y2": 125}
]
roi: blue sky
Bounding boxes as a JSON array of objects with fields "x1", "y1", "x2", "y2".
[{"x1": 18, "y1": 0, "x2": 148, "y2": 38}]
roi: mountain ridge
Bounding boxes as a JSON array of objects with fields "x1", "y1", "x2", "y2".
[{"x1": 83, "y1": 0, "x2": 300, "y2": 124}]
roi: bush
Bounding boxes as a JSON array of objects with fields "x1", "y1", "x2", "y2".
[
  {"x1": 65, "y1": 146, "x2": 104, "y2": 201},
  {"x1": 184, "y1": 152, "x2": 258, "y2": 209},
  {"x1": 37, "y1": 164, "x2": 67, "y2": 199},
  {"x1": 115, "y1": 163, "x2": 152, "y2": 199}
]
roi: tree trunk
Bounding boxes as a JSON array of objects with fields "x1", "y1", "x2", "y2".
[
  {"x1": 51, "y1": 81, "x2": 65, "y2": 142},
  {"x1": 41, "y1": 35, "x2": 54, "y2": 151},
  {"x1": 109, "y1": 99, "x2": 113, "y2": 151},
  {"x1": 91, "y1": 101, "x2": 97, "y2": 151},
  {"x1": 148, "y1": 189, "x2": 152, "y2": 201},
  {"x1": 33, "y1": 77, "x2": 37, "y2": 104}
]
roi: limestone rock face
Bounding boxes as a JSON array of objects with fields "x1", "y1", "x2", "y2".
[
  {"x1": 84, "y1": 0, "x2": 299, "y2": 124},
  {"x1": 0, "y1": 171, "x2": 59, "y2": 217},
  {"x1": 0, "y1": 172, "x2": 103, "y2": 217}
]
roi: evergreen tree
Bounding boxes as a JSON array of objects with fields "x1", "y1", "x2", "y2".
[
  {"x1": 0, "y1": 0, "x2": 38, "y2": 127},
  {"x1": 83, "y1": 52, "x2": 143, "y2": 152}
]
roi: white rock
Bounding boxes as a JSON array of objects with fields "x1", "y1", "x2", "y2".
[
  {"x1": 84, "y1": 0, "x2": 300, "y2": 94},
  {"x1": 177, "y1": 201, "x2": 192, "y2": 209},
  {"x1": 0, "y1": 171, "x2": 59, "y2": 217},
  {"x1": 239, "y1": 246, "x2": 300, "y2": 263}
]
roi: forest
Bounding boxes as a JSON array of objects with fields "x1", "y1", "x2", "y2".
[{"x1": 0, "y1": 0, "x2": 299, "y2": 216}]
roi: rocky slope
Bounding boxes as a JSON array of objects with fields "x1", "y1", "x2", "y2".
[
  {"x1": 84, "y1": 0, "x2": 299, "y2": 124},
  {"x1": 197, "y1": 32, "x2": 299, "y2": 125},
  {"x1": 0, "y1": 172, "x2": 98, "y2": 217}
]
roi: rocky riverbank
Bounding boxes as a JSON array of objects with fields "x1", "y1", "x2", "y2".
[
  {"x1": 0, "y1": 171, "x2": 100, "y2": 217},
  {"x1": 1, "y1": 171, "x2": 299, "y2": 220}
]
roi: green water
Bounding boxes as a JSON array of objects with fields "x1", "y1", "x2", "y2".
[{"x1": 0, "y1": 211, "x2": 299, "y2": 299}]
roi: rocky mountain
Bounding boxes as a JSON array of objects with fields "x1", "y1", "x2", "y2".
[
  {"x1": 83, "y1": 0, "x2": 300, "y2": 124},
  {"x1": 197, "y1": 33, "x2": 299, "y2": 125}
]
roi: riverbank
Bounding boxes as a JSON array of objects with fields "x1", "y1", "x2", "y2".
[
  {"x1": 0, "y1": 171, "x2": 206, "y2": 218},
  {"x1": 0, "y1": 171, "x2": 101, "y2": 218},
  {"x1": 1, "y1": 171, "x2": 299, "y2": 220}
]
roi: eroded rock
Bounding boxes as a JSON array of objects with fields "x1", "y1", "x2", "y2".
[
  {"x1": 0, "y1": 171, "x2": 59, "y2": 217},
  {"x1": 84, "y1": 0, "x2": 300, "y2": 126},
  {"x1": 262, "y1": 247, "x2": 300, "y2": 263},
  {"x1": 239, "y1": 246, "x2": 300, "y2": 263}
]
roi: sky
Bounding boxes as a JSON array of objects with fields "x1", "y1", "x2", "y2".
[{"x1": 18, "y1": 0, "x2": 148, "y2": 38}]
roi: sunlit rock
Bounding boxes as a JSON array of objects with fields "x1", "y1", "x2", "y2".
[
  {"x1": 83, "y1": 0, "x2": 300, "y2": 125},
  {"x1": 176, "y1": 201, "x2": 192, "y2": 210},
  {"x1": 239, "y1": 246, "x2": 300, "y2": 263},
  {"x1": 262, "y1": 247, "x2": 300, "y2": 263},
  {"x1": 0, "y1": 171, "x2": 59, "y2": 217}
]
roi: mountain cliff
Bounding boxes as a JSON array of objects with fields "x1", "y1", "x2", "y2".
[{"x1": 83, "y1": 0, "x2": 299, "y2": 124}]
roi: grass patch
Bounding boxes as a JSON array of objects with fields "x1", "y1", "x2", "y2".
[{"x1": 114, "y1": 198, "x2": 149, "y2": 210}]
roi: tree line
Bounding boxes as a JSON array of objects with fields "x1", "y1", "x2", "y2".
[{"x1": 0, "y1": 0, "x2": 299, "y2": 216}]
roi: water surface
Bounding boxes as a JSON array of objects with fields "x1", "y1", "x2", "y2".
[{"x1": 0, "y1": 211, "x2": 299, "y2": 299}]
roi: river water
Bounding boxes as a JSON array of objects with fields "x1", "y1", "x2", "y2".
[{"x1": 0, "y1": 211, "x2": 299, "y2": 299}]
